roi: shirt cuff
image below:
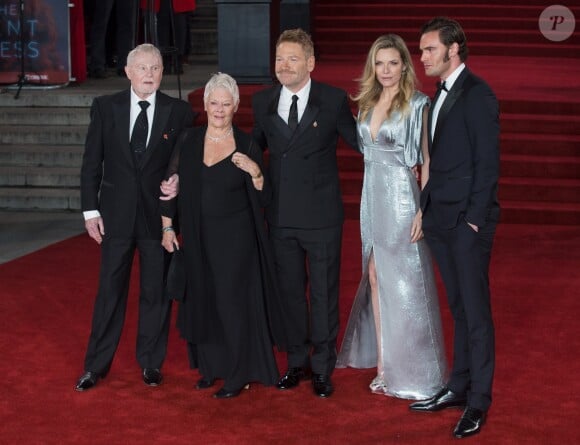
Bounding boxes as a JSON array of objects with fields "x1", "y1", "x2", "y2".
[{"x1": 83, "y1": 210, "x2": 101, "y2": 220}]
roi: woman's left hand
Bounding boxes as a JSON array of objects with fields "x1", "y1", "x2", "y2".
[{"x1": 232, "y1": 152, "x2": 261, "y2": 178}]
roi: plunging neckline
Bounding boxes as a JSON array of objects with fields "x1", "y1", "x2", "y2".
[
  {"x1": 368, "y1": 108, "x2": 384, "y2": 143},
  {"x1": 203, "y1": 149, "x2": 236, "y2": 168}
]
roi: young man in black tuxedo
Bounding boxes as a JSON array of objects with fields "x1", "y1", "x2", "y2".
[
  {"x1": 409, "y1": 17, "x2": 500, "y2": 439},
  {"x1": 252, "y1": 29, "x2": 358, "y2": 398},
  {"x1": 75, "y1": 43, "x2": 193, "y2": 391}
]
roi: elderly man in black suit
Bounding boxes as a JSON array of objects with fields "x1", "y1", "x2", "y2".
[
  {"x1": 252, "y1": 29, "x2": 358, "y2": 398},
  {"x1": 409, "y1": 17, "x2": 500, "y2": 439},
  {"x1": 75, "y1": 43, "x2": 193, "y2": 391}
]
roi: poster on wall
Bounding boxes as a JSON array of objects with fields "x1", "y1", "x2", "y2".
[{"x1": 0, "y1": 0, "x2": 70, "y2": 85}]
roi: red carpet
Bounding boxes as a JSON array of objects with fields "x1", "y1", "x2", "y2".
[{"x1": 1, "y1": 222, "x2": 580, "y2": 444}]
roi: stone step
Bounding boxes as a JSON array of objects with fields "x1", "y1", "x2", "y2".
[
  {"x1": 193, "y1": 0, "x2": 217, "y2": 17},
  {"x1": 0, "y1": 187, "x2": 80, "y2": 211},
  {"x1": 188, "y1": 0, "x2": 217, "y2": 55},
  {"x1": 0, "y1": 166, "x2": 80, "y2": 187},
  {"x1": 0, "y1": 125, "x2": 87, "y2": 145},
  {"x1": 0, "y1": 92, "x2": 97, "y2": 108},
  {"x1": 0, "y1": 107, "x2": 90, "y2": 126},
  {"x1": 0, "y1": 145, "x2": 84, "y2": 168},
  {"x1": 190, "y1": 27, "x2": 218, "y2": 55}
]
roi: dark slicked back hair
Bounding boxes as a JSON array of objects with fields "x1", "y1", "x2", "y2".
[
  {"x1": 421, "y1": 17, "x2": 469, "y2": 62},
  {"x1": 276, "y1": 28, "x2": 315, "y2": 59}
]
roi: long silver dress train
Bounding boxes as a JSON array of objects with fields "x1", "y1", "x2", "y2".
[{"x1": 337, "y1": 92, "x2": 448, "y2": 400}]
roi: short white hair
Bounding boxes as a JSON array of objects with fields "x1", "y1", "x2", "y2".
[
  {"x1": 126, "y1": 43, "x2": 163, "y2": 66},
  {"x1": 203, "y1": 73, "x2": 240, "y2": 106}
]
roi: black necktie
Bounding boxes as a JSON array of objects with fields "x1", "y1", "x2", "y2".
[
  {"x1": 131, "y1": 101, "x2": 150, "y2": 163},
  {"x1": 288, "y1": 95, "x2": 298, "y2": 131},
  {"x1": 432, "y1": 80, "x2": 448, "y2": 112},
  {"x1": 436, "y1": 80, "x2": 448, "y2": 92}
]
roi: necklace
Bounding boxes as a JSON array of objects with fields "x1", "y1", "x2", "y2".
[{"x1": 206, "y1": 126, "x2": 233, "y2": 143}]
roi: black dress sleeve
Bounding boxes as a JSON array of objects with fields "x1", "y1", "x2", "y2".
[{"x1": 160, "y1": 128, "x2": 189, "y2": 219}]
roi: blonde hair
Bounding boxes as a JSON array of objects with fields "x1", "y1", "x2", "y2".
[
  {"x1": 203, "y1": 72, "x2": 240, "y2": 106},
  {"x1": 126, "y1": 43, "x2": 162, "y2": 67},
  {"x1": 353, "y1": 34, "x2": 417, "y2": 122}
]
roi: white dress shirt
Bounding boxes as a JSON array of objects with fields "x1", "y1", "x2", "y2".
[
  {"x1": 129, "y1": 88, "x2": 156, "y2": 146},
  {"x1": 431, "y1": 63, "x2": 465, "y2": 140},
  {"x1": 278, "y1": 79, "x2": 311, "y2": 125}
]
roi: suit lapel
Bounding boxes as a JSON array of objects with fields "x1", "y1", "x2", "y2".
[
  {"x1": 427, "y1": 91, "x2": 437, "y2": 151},
  {"x1": 264, "y1": 85, "x2": 291, "y2": 139},
  {"x1": 269, "y1": 80, "x2": 321, "y2": 152},
  {"x1": 113, "y1": 90, "x2": 132, "y2": 165},
  {"x1": 432, "y1": 69, "x2": 469, "y2": 150},
  {"x1": 295, "y1": 81, "x2": 320, "y2": 141}
]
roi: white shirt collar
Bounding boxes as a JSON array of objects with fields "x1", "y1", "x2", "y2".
[
  {"x1": 441, "y1": 63, "x2": 465, "y2": 91},
  {"x1": 130, "y1": 88, "x2": 156, "y2": 108},
  {"x1": 281, "y1": 79, "x2": 311, "y2": 105}
]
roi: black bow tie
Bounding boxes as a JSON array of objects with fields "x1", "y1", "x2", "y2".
[{"x1": 437, "y1": 81, "x2": 448, "y2": 92}]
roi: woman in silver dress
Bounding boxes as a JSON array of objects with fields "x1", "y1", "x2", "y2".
[{"x1": 336, "y1": 34, "x2": 448, "y2": 400}]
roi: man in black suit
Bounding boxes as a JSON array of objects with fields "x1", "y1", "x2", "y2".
[
  {"x1": 75, "y1": 43, "x2": 193, "y2": 391},
  {"x1": 409, "y1": 18, "x2": 500, "y2": 439},
  {"x1": 252, "y1": 29, "x2": 358, "y2": 398}
]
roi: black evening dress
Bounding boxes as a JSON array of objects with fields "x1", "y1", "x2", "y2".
[
  {"x1": 195, "y1": 153, "x2": 278, "y2": 390},
  {"x1": 163, "y1": 126, "x2": 284, "y2": 392}
]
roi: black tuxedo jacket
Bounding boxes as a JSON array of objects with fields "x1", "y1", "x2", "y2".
[
  {"x1": 81, "y1": 89, "x2": 193, "y2": 239},
  {"x1": 421, "y1": 69, "x2": 500, "y2": 229},
  {"x1": 251, "y1": 80, "x2": 358, "y2": 229}
]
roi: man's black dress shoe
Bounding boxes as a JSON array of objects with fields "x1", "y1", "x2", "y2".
[
  {"x1": 453, "y1": 407, "x2": 486, "y2": 438},
  {"x1": 75, "y1": 371, "x2": 101, "y2": 392},
  {"x1": 213, "y1": 384, "x2": 249, "y2": 399},
  {"x1": 276, "y1": 367, "x2": 309, "y2": 390},
  {"x1": 143, "y1": 368, "x2": 163, "y2": 386},
  {"x1": 312, "y1": 374, "x2": 334, "y2": 398},
  {"x1": 409, "y1": 387, "x2": 467, "y2": 412},
  {"x1": 195, "y1": 377, "x2": 215, "y2": 389}
]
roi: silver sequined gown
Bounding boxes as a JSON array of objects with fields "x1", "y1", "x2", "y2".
[{"x1": 337, "y1": 92, "x2": 448, "y2": 400}]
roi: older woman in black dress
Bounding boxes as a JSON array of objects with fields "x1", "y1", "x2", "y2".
[{"x1": 161, "y1": 73, "x2": 285, "y2": 398}]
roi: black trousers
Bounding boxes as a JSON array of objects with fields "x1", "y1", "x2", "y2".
[
  {"x1": 423, "y1": 215, "x2": 497, "y2": 412},
  {"x1": 269, "y1": 224, "x2": 342, "y2": 376},
  {"x1": 83, "y1": 216, "x2": 171, "y2": 374},
  {"x1": 87, "y1": 0, "x2": 136, "y2": 74}
]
